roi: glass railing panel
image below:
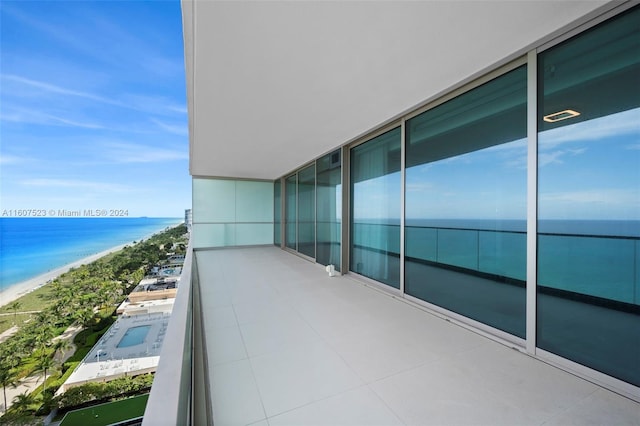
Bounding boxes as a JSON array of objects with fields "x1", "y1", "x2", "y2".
[
  {"x1": 539, "y1": 234, "x2": 637, "y2": 303},
  {"x1": 316, "y1": 220, "x2": 341, "y2": 269},
  {"x1": 236, "y1": 223, "x2": 275, "y2": 246},
  {"x1": 478, "y1": 230, "x2": 526, "y2": 282},
  {"x1": 351, "y1": 222, "x2": 401, "y2": 288},
  {"x1": 434, "y1": 228, "x2": 478, "y2": 271},
  {"x1": 405, "y1": 224, "x2": 526, "y2": 338},
  {"x1": 405, "y1": 226, "x2": 527, "y2": 283},
  {"x1": 405, "y1": 226, "x2": 437, "y2": 262}
]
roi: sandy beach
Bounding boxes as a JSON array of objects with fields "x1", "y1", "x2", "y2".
[
  {"x1": 0, "y1": 243, "x2": 130, "y2": 309},
  {"x1": 0, "y1": 222, "x2": 183, "y2": 309}
]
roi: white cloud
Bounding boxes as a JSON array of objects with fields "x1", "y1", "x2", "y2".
[
  {"x1": 540, "y1": 189, "x2": 638, "y2": 205},
  {"x1": 2, "y1": 74, "x2": 121, "y2": 107},
  {"x1": 150, "y1": 118, "x2": 188, "y2": 136},
  {"x1": 0, "y1": 106, "x2": 104, "y2": 129},
  {"x1": 102, "y1": 142, "x2": 188, "y2": 163},
  {"x1": 2, "y1": 75, "x2": 187, "y2": 117},
  {"x1": 538, "y1": 148, "x2": 586, "y2": 167},
  {"x1": 0, "y1": 154, "x2": 29, "y2": 165},
  {"x1": 167, "y1": 105, "x2": 188, "y2": 114},
  {"x1": 406, "y1": 182, "x2": 434, "y2": 192},
  {"x1": 44, "y1": 114, "x2": 104, "y2": 129},
  {"x1": 503, "y1": 154, "x2": 527, "y2": 169},
  {"x1": 540, "y1": 108, "x2": 640, "y2": 149},
  {"x1": 121, "y1": 94, "x2": 188, "y2": 117}
]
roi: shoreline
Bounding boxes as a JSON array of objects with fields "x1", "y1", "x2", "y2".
[
  {"x1": 0, "y1": 222, "x2": 183, "y2": 309},
  {"x1": 0, "y1": 243, "x2": 129, "y2": 309}
]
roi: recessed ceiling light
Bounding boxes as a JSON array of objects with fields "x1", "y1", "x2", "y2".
[{"x1": 543, "y1": 109, "x2": 581, "y2": 123}]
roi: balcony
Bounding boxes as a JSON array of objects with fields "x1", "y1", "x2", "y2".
[{"x1": 145, "y1": 244, "x2": 640, "y2": 425}]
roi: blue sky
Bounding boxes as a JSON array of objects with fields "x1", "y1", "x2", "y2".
[
  {"x1": 0, "y1": 0, "x2": 190, "y2": 218},
  {"x1": 353, "y1": 108, "x2": 639, "y2": 222},
  {"x1": 404, "y1": 108, "x2": 639, "y2": 221}
]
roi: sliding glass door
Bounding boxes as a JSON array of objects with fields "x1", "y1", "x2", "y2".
[
  {"x1": 285, "y1": 174, "x2": 297, "y2": 250},
  {"x1": 405, "y1": 66, "x2": 528, "y2": 338},
  {"x1": 536, "y1": 6, "x2": 640, "y2": 386},
  {"x1": 298, "y1": 164, "x2": 316, "y2": 258},
  {"x1": 350, "y1": 128, "x2": 402, "y2": 288},
  {"x1": 274, "y1": 179, "x2": 281, "y2": 246},
  {"x1": 317, "y1": 150, "x2": 342, "y2": 269}
]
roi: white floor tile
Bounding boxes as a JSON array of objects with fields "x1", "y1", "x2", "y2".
[
  {"x1": 209, "y1": 325, "x2": 247, "y2": 365},
  {"x1": 240, "y1": 314, "x2": 318, "y2": 357},
  {"x1": 204, "y1": 305, "x2": 239, "y2": 330},
  {"x1": 542, "y1": 388, "x2": 640, "y2": 426},
  {"x1": 329, "y1": 325, "x2": 439, "y2": 383},
  {"x1": 290, "y1": 291, "x2": 382, "y2": 345},
  {"x1": 250, "y1": 338, "x2": 363, "y2": 417},
  {"x1": 196, "y1": 248, "x2": 640, "y2": 426},
  {"x1": 233, "y1": 298, "x2": 298, "y2": 326},
  {"x1": 210, "y1": 359, "x2": 266, "y2": 426},
  {"x1": 268, "y1": 386, "x2": 404, "y2": 426},
  {"x1": 370, "y1": 360, "x2": 536, "y2": 426},
  {"x1": 451, "y1": 342, "x2": 601, "y2": 421}
]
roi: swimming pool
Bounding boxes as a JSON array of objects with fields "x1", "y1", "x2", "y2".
[{"x1": 117, "y1": 325, "x2": 152, "y2": 348}]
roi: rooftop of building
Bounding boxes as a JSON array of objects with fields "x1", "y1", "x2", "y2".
[
  {"x1": 60, "y1": 313, "x2": 171, "y2": 393},
  {"x1": 133, "y1": 277, "x2": 179, "y2": 292}
]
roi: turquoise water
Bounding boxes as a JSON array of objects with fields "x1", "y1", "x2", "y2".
[
  {"x1": 0, "y1": 217, "x2": 181, "y2": 292},
  {"x1": 117, "y1": 325, "x2": 151, "y2": 348},
  {"x1": 353, "y1": 219, "x2": 640, "y2": 305}
]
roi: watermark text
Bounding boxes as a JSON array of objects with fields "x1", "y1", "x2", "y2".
[{"x1": 2, "y1": 209, "x2": 129, "y2": 217}]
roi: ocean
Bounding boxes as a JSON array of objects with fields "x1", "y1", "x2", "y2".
[
  {"x1": 353, "y1": 219, "x2": 640, "y2": 304},
  {"x1": 0, "y1": 217, "x2": 181, "y2": 292}
]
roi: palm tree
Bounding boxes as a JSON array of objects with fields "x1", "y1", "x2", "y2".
[
  {"x1": 36, "y1": 356, "x2": 56, "y2": 393},
  {"x1": 2, "y1": 351, "x2": 22, "y2": 375},
  {"x1": 52, "y1": 338, "x2": 72, "y2": 363},
  {"x1": 7, "y1": 301, "x2": 22, "y2": 325},
  {"x1": 11, "y1": 391, "x2": 34, "y2": 414},
  {"x1": 0, "y1": 364, "x2": 16, "y2": 414},
  {"x1": 34, "y1": 322, "x2": 55, "y2": 351},
  {"x1": 75, "y1": 308, "x2": 95, "y2": 331}
]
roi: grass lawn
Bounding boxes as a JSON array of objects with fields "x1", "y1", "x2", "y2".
[
  {"x1": 0, "y1": 312, "x2": 37, "y2": 334},
  {"x1": 60, "y1": 393, "x2": 149, "y2": 426}
]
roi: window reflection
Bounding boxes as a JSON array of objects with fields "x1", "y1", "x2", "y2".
[
  {"x1": 350, "y1": 128, "x2": 401, "y2": 288},
  {"x1": 537, "y1": 6, "x2": 640, "y2": 386},
  {"x1": 317, "y1": 150, "x2": 342, "y2": 270},
  {"x1": 274, "y1": 180, "x2": 281, "y2": 246},
  {"x1": 405, "y1": 66, "x2": 527, "y2": 338},
  {"x1": 285, "y1": 174, "x2": 297, "y2": 250},
  {"x1": 298, "y1": 164, "x2": 316, "y2": 258}
]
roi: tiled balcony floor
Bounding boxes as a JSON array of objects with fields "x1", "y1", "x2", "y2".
[{"x1": 196, "y1": 246, "x2": 640, "y2": 426}]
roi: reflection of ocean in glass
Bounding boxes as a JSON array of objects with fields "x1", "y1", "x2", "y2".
[
  {"x1": 351, "y1": 219, "x2": 640, "y2": 305},
  {"x1": 0, "y1": 217, "x2": 180, "y2": 291}
]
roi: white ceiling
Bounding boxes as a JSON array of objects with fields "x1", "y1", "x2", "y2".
[{"x1": 183, "y1": 0, "x2": 612, "y2": 180}]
